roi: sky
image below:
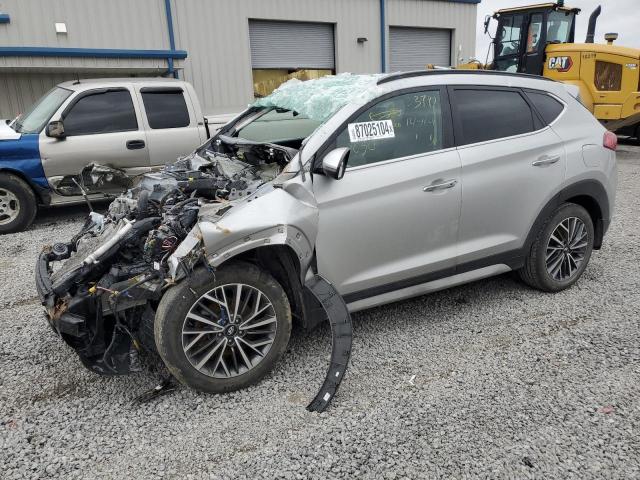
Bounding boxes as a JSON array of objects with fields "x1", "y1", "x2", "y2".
[{"x1": 474, "y1": 0, "x2": 640, "y2": 62}]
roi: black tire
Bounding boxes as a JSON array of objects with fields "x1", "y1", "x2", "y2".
[
  {"x1": 0, "y1": 173, "x2": 37, "y2": 234},
  {"x1": 519, "y1": 203, "x2": 594, "y2": 292},
  {"x1": 154, "y1": 262, "x2": 292, "y2": 393}
]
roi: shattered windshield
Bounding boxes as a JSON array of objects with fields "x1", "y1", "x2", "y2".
[
  {"x1": 253, "y1": 73, "x2": 386, "y2": 122},
  {"x1": 192, "y1": 73, "x2": 388, "y2": 182}
]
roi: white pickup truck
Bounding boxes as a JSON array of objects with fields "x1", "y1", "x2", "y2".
[{"x1": 0, "y1": 78, "x2": 236, "y2": 233}]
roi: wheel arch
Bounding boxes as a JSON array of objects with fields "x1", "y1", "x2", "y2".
[
  {"x1": 526, "y1": 179, "x2": 610, "y2": 253},
  {"x1": 0, "y1": 167, "x2": 49, "y2": 205},
  {"x1": 217, "y1": 245, "x2": 312, "y2": 330}
]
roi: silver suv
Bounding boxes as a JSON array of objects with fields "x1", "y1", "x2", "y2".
[{"x1": 36, "y1": 71, "x2": 617, "y2": 398}]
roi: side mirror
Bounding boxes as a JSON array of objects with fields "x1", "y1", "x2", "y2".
[
  {"x1": 46, "y1": 120, "x2": 65, "y2": 139},
  {"x1": 483, "y1": 15, "x2": 491, "y2": 34},
  {"x1": 321, "y1": 147, "x2": 349, "y2": 180}
]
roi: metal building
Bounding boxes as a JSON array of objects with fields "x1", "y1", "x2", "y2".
[{"x1": 0, "y1": 0, "x2": 479, "y2": 118}]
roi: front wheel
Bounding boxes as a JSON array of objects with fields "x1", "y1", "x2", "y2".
[
  {"x1": 154, "y1": 262, "x2": 292, "y2": 393},
  {"x1": 519, "y1": 203, "x2": 594, "y2": 292},
  {"x1": 0, "y1": 173, "x2": 37, "y2": 234}
]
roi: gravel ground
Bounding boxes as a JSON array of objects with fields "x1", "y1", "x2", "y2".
[{"x1": 1, "y1": 143, "x2": 640, "y2": 479}]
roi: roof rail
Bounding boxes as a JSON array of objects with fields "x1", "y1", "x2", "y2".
[{"x1": 376, "y1": 69, "x2": 556, "y2": 85}]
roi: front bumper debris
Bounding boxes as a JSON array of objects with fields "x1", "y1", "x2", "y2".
[
  {"x1": 35, "y1": 247, "x2": 161, "y2": 375},
  {"x1": 304, "y1": 275, "x2": 353, "y2": 413}
]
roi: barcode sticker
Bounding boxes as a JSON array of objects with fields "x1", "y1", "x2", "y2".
[{"x1": 348, "y1": 120, "x2": 395, "y2": 143}]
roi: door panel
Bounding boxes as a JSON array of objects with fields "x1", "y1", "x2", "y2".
[
  {"x1": 40, "y1": 87, "x2": 150, "y2": 181},
  {"x1": 313, "y1": 150, "x2": 462, "y2": 296},
  {"x1": 450, "y1": 86, "x2": 566, "y2": 264},
  {"x1": 313, "y1": 87, "x2": 460, "y2": 296},
  {"x1": 456, "y1": 127, "x2": 566, "y2": 263}
]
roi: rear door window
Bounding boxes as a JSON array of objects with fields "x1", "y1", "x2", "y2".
[
  {"x1": 64, "y1": 90, "x2": 138, "y2": 136},
  {"x1": 525, "y1": 90, "x2": 565, "y2": 124},
  {"x1": 333, "y1": 89, "x2": 447, "y2": 167},
  {"x1": 452, "y1": 88, "x2": 535, "y2": 145},
  {"x1": 141, "y1": 89, "x2": 191, "y2": 129}
]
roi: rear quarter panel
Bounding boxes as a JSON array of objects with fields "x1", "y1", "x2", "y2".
[{"x1": 551, "y1": 89, "x2": 617, "y2": 221}]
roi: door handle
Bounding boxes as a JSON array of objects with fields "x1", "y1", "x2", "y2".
[
  {"x1": 532, "y1": 154, "x2": 560, "y2": 167},
  {"x1": 126, "y1": 140, "x2": 146, "y2": 150},
  {"x1": 423, "y1": 179, "x2": 457, "y2": 192}
]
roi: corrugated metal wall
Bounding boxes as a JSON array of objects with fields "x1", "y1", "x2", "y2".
[
  {"x1": 0, "y1": 0, "x2": 169, "y2": 49},
  {"x1": 172, "y1": 0, "x2": 477, "y2": 114},
  {"x1": 170, "y1": 0, "x2": 384, "y2": 115},
  {"x1": 389, "y1": 27, "x2": 452, "y2": 70},
  {"x1": 0, "y1": 0, "x2": 477, "y2": 118},
  {"x1": 249, "y1": 20, "x2": 335, "y2": 69},
  {"x1": 386, "y1": 0, "x2": 477, "y2": 66}
]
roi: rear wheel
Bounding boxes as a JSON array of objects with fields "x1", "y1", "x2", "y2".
[
  {"x1": 154, "y1": 262, "x2": 292, "y2": 393},
  {"x1": 0, "y1": 173, "x2": 37, "y2": 234},
  {"x1": 519, "y1": 203, "x2": 594, "y2": 292}
]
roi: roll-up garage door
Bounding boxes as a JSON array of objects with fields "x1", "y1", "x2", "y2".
[
  {"x1": 249, "y1": 20, "x2": 335, "y2": 69},
  {"x1": 389, "y1": 27, "x2": 451, "y2": 71}
]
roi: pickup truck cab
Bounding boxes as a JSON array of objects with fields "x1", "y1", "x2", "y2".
[{"x1": 0, "y1": 78, "x2": 212, "y2": 234}]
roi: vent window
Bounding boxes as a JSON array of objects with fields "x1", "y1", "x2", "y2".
[{"x1": 594, "y1": 61, "x2": 622, "y2": 91}]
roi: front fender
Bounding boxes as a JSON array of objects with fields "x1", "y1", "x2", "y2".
[{"x1": 198, "y1": 183, "x2": 319, "y2": 280}]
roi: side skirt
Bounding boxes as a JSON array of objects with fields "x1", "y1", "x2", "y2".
[{"x1": 346, "y1": 264, "x2": 512, "y2": 313}]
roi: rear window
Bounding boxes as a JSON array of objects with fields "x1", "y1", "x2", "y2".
[
  {"x1": 525, "y1": 91, "x2": 565, "y2": 125},
  {"x1": 453, "y1": 89, "x2": 535, "y2": 145},
  {"x1": 141, "y1": 89, "x2": 190, "y2": 129}
]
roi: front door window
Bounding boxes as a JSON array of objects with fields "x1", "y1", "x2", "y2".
[{"x1": 333, "y1": 90, "x2": 444, "y2": 168}]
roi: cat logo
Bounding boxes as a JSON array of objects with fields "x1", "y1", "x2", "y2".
[{"x1": 548, "y1": 56, "x2": 573, "y2": 72}]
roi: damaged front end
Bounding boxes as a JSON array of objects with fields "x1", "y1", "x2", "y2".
[
  {"x1": 35, "y1": 127, "x2": 352, "y2": 410},
  {"x1": 36, "y1": 136, "x2": 294, "y2": 375}
]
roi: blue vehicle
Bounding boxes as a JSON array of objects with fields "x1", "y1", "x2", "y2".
[{"x1": 0, "y1": 78, "x2": 211, "y2": 234}]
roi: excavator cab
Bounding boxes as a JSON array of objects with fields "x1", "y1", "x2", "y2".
[{"x1": 492, "y1": 3, "x2": 579, "y2": 75}]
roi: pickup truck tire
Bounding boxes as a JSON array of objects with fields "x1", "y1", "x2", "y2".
[
  {"x1": 0, "y1": 173, "x2": 37, "y2": 235},
  {"x1": 154, "y1": 262, "x2": 292, "y2": 393},
  {"x1": 519, "y1": 203, "x2": 594, "y2": 292}
]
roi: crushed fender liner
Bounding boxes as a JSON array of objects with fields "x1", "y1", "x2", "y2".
[{"x1": 304, "y1": 275, "x2": 353, "y2": 413}]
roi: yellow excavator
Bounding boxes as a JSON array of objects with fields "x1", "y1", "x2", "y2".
[{"x1": 459, "y1": 1, "x2": 640, "y2": 140}]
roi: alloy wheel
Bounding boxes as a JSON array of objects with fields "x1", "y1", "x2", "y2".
[
  {"x1": 181, "y1": 283, "x2": 277, "y2": 378},
  {"x1": 545, "y1": 217, "x2": 589, "y2": 281},
  {"x1": 0, "y1": 188, "x2": 20, "y2": 226}
]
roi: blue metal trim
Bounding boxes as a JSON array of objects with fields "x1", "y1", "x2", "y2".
[
  {"x1": 164, "y1": 0, "x2": 178, "y2": 78},
  {"x1": 0, "y1": 134, "x2": 49, "y2": 192},
  {"x1": 0, "y1": 13, "x2": 10, "y2": 24},
  {"x1": 380, "y1": 0, "x2": 386, "y2": 73},
  {"x1": 0, "y1": 47, "x2": 187, "y2": 59}
]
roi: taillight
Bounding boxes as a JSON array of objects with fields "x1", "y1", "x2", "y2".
[{"x1": 603, "y1": 131, "x2": 617, "y2": 151}]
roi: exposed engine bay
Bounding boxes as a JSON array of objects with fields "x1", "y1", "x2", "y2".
[
  {"x1": 37, "y1": 137, "x2": 295, "y2": 373},
  {"x1": 35, "y1": 131, "x2": 352, "y2": 412}
]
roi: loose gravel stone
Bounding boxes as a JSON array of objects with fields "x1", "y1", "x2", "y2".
[{"x1": 1, "y1": 145, "x2": 639, "y2": 479}]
